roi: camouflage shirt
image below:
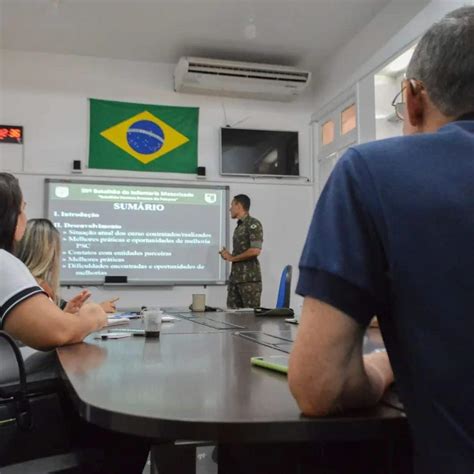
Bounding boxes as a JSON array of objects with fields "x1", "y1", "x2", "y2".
[{"x1": 229, "y1": 215, "x2": 263, "y2": 283}]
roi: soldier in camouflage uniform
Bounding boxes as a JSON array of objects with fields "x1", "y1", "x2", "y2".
[{"x1": 219, "y1": 194, "x2": 263, "y2": 308}]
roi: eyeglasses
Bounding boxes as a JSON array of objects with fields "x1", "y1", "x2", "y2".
[
  {"x1": 391, "y1": 85, "x2": 406, "y2": 121},
  {"x1": 391, "y1": 78, "x2": 424, "y2": 121}
]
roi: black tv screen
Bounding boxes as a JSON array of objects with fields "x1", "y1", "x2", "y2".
[{"x1": 220, "y1": 128, "x2": 299, "y2": 177}]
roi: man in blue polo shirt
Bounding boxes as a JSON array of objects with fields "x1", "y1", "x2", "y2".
[{"x1": 288, "y1": 7, "x2": 474, "y2": 473}]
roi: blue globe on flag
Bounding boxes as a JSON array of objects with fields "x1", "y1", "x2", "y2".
[{"x1": 127, "y1": 120, "x2": 165, "y2": 154}]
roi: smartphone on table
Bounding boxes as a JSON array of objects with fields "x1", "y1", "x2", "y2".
[{"x1": 250, "y1": 355, "x2": 289, "y2": 374}]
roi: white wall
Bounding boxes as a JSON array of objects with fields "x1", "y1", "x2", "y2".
[
  {"x1": 1, "y1": 50, "x2": 314, "y2": 310},
  {"x1": 0, "y1": 4, "x2": 3, "y2": 123},
  {"x1": 312, "y1": 0, "x2": 468, "y2": 117}
]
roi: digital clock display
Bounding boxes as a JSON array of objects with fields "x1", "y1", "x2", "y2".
[{"x1": 0, "y1": 126, "x2": 23, "y2": 144}]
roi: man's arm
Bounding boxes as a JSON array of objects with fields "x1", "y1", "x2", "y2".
[
  {"x1": 221, "y1": 247, "x2": 261, "y2": 262},
  {"x1": 4, "y1": 294, "x2": 107, "y2": 351},
  {"x1": 288, "y1": 296, "x2": 394, "y2": 416}
]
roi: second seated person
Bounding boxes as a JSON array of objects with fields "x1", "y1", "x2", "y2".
[
  {"x1": 15, "y1": 218, "x2": 119, "y2": 313},
  {"x1": 220, "y1": 194, "x2": 263, "y2": 308}
]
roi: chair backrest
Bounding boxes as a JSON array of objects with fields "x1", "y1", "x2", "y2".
[
  {"x1": 276, "y1": 265, "x2": 292, "y2": 308},
  {"x1": 0, "y1": 331, "x2": 32, "y2": 431},
  {"x1": 0, "y1": 333, "x2": 80, "y2": 472},
  {"x1": 0, "y1": 332, "x2": 25, "y2": 395}
]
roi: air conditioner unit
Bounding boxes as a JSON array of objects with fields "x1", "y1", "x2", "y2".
[{"x1": 174, "y1": 57, "x2": 311, "y2": 102}]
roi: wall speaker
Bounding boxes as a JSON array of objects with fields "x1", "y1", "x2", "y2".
[{"x1": 72, "y1": 160, "x2": 82, "y2": 173}]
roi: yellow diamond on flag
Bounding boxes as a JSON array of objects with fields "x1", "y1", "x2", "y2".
[{"x1": 100, "y1": 111, "x2": 190, "y2": 164}]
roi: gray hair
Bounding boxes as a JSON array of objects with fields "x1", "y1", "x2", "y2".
[{"x1": 406, "y1": 6, "x2": 474, "y2": 117}]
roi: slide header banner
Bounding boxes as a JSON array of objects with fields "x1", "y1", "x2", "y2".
[{"x1": 89, "y1": 99, "x2": 199, "y2": 174}]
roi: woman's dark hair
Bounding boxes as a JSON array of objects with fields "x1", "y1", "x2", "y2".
[{"x1": 0, "y1": 173, "x2": 23, "y2": 252}]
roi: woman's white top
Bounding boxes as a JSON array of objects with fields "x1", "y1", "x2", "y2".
[{"x1": 0, "y1": 249, "x2": 45, "y2": 328}]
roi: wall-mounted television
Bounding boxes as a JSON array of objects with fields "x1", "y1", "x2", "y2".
[{"x1": 220, "y1": 128, "x2": 299, "y2": 177}]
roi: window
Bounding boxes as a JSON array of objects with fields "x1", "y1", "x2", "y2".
[
  {"x1": 322, "y1": 120, "x2": 335, "y2": 145},
  {"x1": 341, "y1": 104, "x2": 357, "y2": 135}
]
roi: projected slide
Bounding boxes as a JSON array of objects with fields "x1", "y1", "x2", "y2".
[{"x1": 46, "y1": 180, "x2": 228, "y2": 285}]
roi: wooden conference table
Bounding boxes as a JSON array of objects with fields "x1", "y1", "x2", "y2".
[{"x1": 56, "y1": 309, "x2": 409, "y2": 473}]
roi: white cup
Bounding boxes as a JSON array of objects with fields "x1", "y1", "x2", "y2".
[
  {"x1": 143, "y1": 307, "x2": 162, "y2": 337},
  {"x1": 192, "y1": 294, "x2": 206, "y2": 312}
]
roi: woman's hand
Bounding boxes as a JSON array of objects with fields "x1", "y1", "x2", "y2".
[
  {"x1": 100, "y1": 297, "x2": 120, "y2": 313},
  {"x1": 64, "y1": 290, "x2": 91, "y2": 314}
]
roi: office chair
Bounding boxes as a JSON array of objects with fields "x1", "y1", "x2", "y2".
[
  {"x1": 0, "y1": 331, "x2": 79, "y2": 473},
  {"x1": 276, "y1": 265, "x2": 292, "y2": 308},
  {"x1": 0, "y1": 331, "x2": 32, "y2": 432}
]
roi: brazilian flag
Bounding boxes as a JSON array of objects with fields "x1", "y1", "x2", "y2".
[{"x1": 89, "y1": 99, "x2": 199, "y2": 173}]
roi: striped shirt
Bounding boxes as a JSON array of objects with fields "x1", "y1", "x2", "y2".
[{"x1": 0, "y1": 249, "x2": 45, "y2": 328}]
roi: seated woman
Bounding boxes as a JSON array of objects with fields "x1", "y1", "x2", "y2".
[
  {"x1": 15, "y1": 218, "x2": 119, "y2": 314},
  {"x1": 0, "y1": 172, "x2": 149, "y2": 472},
  {"x1": 0, "y1": 173, "x2": 107, "y2": 349}
]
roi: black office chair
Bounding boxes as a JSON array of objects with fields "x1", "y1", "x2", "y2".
[
  {"x1": 0, "y1": 331, "x2": 79, "y2": 472},
  {"x1": 276, "y1": 265, "x2": 292, "y2": 308},
  {"x1": 0, "y1": 331, "x2": 32, "y2": 432}
]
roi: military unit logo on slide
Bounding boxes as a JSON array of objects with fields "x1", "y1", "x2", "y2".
[
  {"x1": 55, "y1": 186, "x2": 70, "y2": 199},
  {"x1": 204, "y1": 193, "x2": 217, "y2": 204}
]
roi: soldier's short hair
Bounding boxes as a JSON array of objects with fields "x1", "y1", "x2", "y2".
[{"x1": 233, "y1": 194, "x2": 251, "y2": 211}]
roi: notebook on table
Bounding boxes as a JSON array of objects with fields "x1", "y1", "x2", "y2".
[{"x1": 107, "y1": 317, "x2": 130, "y2": 327}]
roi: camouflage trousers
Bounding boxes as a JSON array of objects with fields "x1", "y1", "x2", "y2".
[{"x1": 227, "y1": 281, "x2": 262, "y2": 309}]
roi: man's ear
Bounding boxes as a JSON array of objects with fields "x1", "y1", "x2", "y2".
[{"x1": 405, "y1": 81, "x2": 424, "y2": 129}]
